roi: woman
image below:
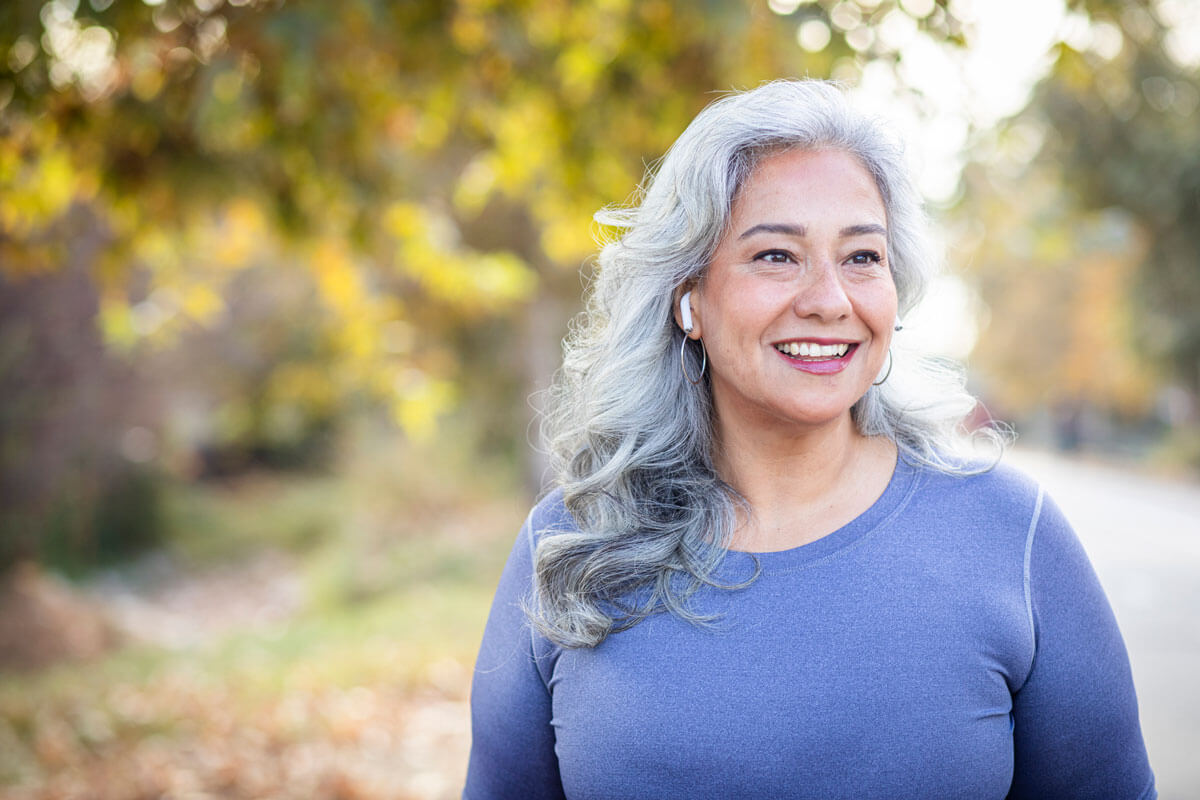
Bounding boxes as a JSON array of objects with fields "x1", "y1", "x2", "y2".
[{"x1": 464, "y1": 81, "x2": 1155, "y2": 799}]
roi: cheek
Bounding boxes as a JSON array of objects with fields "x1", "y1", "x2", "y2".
[
  {"x1": 705, "y1": 291, "x2": 785, "y2": 352},
  {"x1": 858, "y1": 281, "x2": 899, "y2": 332}
]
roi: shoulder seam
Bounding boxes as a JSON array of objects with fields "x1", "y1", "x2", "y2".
[
  {"x1": 1022, "y1": 486, "x2": 1044, "y2": 665},
  {"x1": 523, "y1": 513, "x2": 561, "y2": 691},
  {"x1": 522, "y1": 515, "x2": 544, "y2": 681}
]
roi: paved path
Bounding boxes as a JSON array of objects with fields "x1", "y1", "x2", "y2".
[{"x1": 1008, "y1": 449, "x2": 1200, "y2": 799}]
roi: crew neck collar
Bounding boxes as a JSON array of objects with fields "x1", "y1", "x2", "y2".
[{"x1": 716, "y1": 453, "x2": 920, "y2": 576}]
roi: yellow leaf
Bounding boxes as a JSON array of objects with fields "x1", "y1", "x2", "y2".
[
  {"x1": 212, "y1": 197, "x2": 266, "y2": 268},
  {"x1": 180, "y1": 283, "x2": 225, "y2": 324},
  {"x1": 312, "y1": 239, "x2": 364, "y2": 312},
  {"x1": 391, "y1": 374, "x2": 457, "y2": 441},
  {"x1": 98, "y1": 296, "x2": 138, "y2": 351}
]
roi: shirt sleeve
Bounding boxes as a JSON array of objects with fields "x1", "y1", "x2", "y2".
[
  {"x1": 463, "y1": 508, "x2": 566, "y2": 800},
  {"x1": 1008, "y1": 489, "x2": 1156, "y2": 799}
]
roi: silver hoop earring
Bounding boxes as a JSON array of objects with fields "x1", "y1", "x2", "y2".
[
  {"x1": 873, "y1": 348, "x2": 893, "y2": 386},
  {"x1": 680, "y1": 335, "x2": 707, "y2": 385}
]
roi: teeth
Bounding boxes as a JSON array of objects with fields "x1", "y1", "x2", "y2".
[{"x1": 775, "y1": 342, "x2": 850, "y2": 359}]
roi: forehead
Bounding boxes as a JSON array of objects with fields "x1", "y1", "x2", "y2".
[{"x1": 731, "y1": 148, "x2": 885, "y2": 223}]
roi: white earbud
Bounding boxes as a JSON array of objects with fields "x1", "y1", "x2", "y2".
[{"x1": 680, "y1": 291, "x2": 695, "y2": 333}]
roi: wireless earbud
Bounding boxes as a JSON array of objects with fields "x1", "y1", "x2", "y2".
[{"x1": 680, "y1": 291, "x2": 695, "y2": 333}]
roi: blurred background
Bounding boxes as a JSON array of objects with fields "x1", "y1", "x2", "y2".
[{"x1": 1, "y1": 0, "x2": 1198, "y2": 797}]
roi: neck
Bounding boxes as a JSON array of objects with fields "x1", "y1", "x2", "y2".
[
  {"x1": 713, "y1": 410, "x2": 896, "y2": 552},
  {"x1": 714, "y1": 411, "x2": 860, "y2": 504}
]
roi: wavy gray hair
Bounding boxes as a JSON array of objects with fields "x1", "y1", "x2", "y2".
[{"x1": 533, "y1": 79, "x2": 1002, "y2": 648}]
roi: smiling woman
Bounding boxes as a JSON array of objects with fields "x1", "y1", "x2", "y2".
[
  {"x1": 677, "y1": 148, "x2": 901, "y2": 552},
  {"x1": 464, "y1": 81, "x2": 1155, "y2": 799}
]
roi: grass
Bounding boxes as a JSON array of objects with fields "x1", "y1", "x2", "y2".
[{"x1": 0, "y1": 424, "x2": 530, "y2": 799}]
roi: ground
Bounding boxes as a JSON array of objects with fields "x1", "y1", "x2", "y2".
[{"x1": 1, "y1": 447, "x2": 1196, "y2": 798}]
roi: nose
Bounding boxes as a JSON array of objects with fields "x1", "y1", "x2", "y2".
[{"x1": 793, "y1": 260, "x2": 852, "y2": 321}]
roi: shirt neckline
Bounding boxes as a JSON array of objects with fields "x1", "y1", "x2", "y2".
[{"x1": 716, "y1": 453, "x2": 921, "y2": 576}]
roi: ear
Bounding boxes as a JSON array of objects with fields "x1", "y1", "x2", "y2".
[{"x1": 671, "y1": 284, "x2": 702, "y2": 339}]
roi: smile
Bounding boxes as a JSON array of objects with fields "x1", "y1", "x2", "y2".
[
  {"x1": 772, "y1": 341, "x2": 853, "y2": 359},
  {"x1": 772, "y1": 340, "x2": 858, "y2": 375}
]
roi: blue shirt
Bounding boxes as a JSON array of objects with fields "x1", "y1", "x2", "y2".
[{"x1": 465, "y1": 457, "x2": 1156, "y2": 799}]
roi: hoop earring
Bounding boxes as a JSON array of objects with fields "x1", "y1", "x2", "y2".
[
  {"x1": 873, "y1": 348, "x2": 893, "y2": 386},
  {"x1": 680, "y1": 335, "x2": 707, "y2": 385}
]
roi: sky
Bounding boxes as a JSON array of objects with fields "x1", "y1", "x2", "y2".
[{"x1": 849, "y1": 0, "x2": 1081, "y2": 204}]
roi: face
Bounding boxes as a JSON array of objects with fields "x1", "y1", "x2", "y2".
[{"x1": 678, "y1": 148, "x2": 898, "y2": 435}]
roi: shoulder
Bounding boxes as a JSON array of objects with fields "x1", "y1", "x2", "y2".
[
  {"x1": 520, "y1": 489, "x2": 585, "y2": 563},
  {"x1": 525, "y1": 487, "x2": 580, "y2": 544},
  {"x1": 914, "y1": 455, "x2": 1041, "y2": 505},
  {"x1": 905, "y1": 456, "x2": 1051, "y2": 540}
]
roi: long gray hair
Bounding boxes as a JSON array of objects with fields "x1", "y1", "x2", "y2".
[{"x1": 534, "y1": 79, "x2": 1001, "y2": 648}]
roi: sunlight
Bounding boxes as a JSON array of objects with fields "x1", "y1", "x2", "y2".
[{"x1": 845, "y1": 0, "x2": 1073, "y2": 359}]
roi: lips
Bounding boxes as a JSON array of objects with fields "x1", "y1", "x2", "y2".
[{"x1": 772, "y1": 340, "x2": 859, "y2": 374}]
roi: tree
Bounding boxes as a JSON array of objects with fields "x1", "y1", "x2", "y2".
[
  {"x1": 6, "y1": 0, "x2": 979, "y2": 565},
  {"x1": 956, "y1": 0, "x2": 1200, "y2": 439}
]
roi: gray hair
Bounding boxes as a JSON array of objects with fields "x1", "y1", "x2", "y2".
[{"x1": 533, "y1": 79, "x2": 1003, "y2": 648}]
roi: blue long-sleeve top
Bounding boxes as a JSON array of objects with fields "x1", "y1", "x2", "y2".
[{"x1": 465, "y1": 457, "x2": 1155, "y2": 799}]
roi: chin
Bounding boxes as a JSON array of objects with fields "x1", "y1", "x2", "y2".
[{"x1": 773, "y1": 404, "x2": 857, "y2": 430}]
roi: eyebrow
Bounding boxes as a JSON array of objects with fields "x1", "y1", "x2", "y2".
[
  {"x1": 839, "y1": 223, "x2": 887, "y2": 238},
  {"x1": 737, "y1": 222, "x2": 887, "y2": 240},
  {"x1": 738, "y1": 223, "x2": 805, "y2": 240}
]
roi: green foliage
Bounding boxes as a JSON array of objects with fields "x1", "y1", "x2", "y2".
[
  {"x1": 9, "y1": 472, "x2": 161, "y2": 577},
  {"x1": 0, "y1": 0, "x2": 939, "y2": 417},
  {"x1": 972, "y1": 0, "x2": 1200, "y2": 398},
  {"x1": 0, "y1": 0, "x2": 975, "y2": 568},
  {"x1": 162, "y1": 472, "x2": 341, "y2": 565},
  {"x1": 38, "y1": 468, "x2": 168, "y2": 576},
  {"x1": 947, "y1": 0, "x2": 1200, "y2": 457}
]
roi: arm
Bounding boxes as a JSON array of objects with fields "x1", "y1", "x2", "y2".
[
  {"x1": 1008, "y1": 490, "x2": 1155, "y2": 799},
  {"x1": 464, "y1": 509, "x2": 566, "y2": 800}
]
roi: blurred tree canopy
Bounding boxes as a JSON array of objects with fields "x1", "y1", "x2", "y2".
[
  {"x1": 1037, "y1": 0, "x2": 1200, "y2": 395},
  {"x1": 3, "y1": 0, "x2": 1197, "y2": 568},
  {"x1": 958, "y1": 0, "x2": 1200, "y2": 428},
  {"x1": 3, "y1": 0, "x2": 975, "y2": 567}
]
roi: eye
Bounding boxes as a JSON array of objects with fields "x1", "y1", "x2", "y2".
[
  {"x1": 847, "y1": 250, "x2": 882, "y2": 266},
  {"x1": 753, "y1": 249, "x2": 794, "y2": 264}
]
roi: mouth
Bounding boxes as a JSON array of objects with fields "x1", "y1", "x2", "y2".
[
  {"x1": 772, "y1": 339, "x2": 859, "y2": 375},
  {"x1": 772, "y1": 341, "x2": 856, "y2": 360}
]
